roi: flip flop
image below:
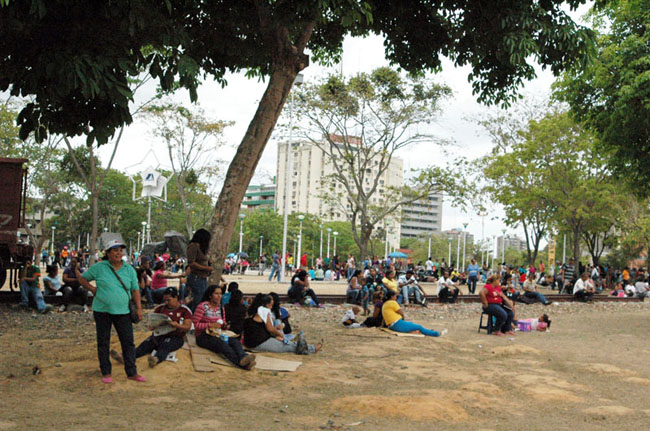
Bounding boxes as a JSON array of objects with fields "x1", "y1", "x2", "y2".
[
  {"x1": 101, "y1": 375, "x2": 113, "y2": 384},
  {"x1": 127, "y1": 375, "x2": 147, "y2": 383}
]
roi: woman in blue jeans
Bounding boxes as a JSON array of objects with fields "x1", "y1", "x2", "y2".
[
  {"x1": 186, "y1": 228, "x2": 212, "y2": 312},
  {"x1": 381, "y1": 290, "x2": 444, "y2": 337}
]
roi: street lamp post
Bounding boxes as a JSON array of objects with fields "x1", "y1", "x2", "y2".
[
  {"x1": 137, "y1": 232, "x2": 141, "y2": 251},
  {"x1": 319, "y1": 224, "x2": 323, "y2": 260},
  {"x1": 238, "y1": 213, "x2": 245, "y2": 255},
  {"x1": 141, "y1": 221, "x2": 147, "y2": 249},
  {"x1": 51, "y1": 226, "x2": 56, "y2": 254},
  {"x1": 501, "y1": 229, "x2": 507, "y2": 264},
  {"x1": 326, "y1": 227, "x2": 332, "y2": 259},
  {"x1": 280, "y1": 73, "x2": 304, "y2": 283},
  {"x1": 456, "y1": 229, "x2": 461, "y2": 269},
  {"x1": 384, "y1": 222, "x2": 389, "y2": 260},
  {"x1": 333, "y1": 231, "x2": 339, "y2": 257},
  {"x1": 462, "y1": 222, "x2": 469, "y2": 271},
  {"x1": 447, "y1": 237, "x2": 452, "y2": 265},
  {"x1": 427, "y1": 234, "x2": 432, "y2": 260},
  {"x1": 259, "y1": 235, "x2": 264, "y2": 258},
  {"x1": 297, "y1": 214, "x2": 304, "y2": 269}
]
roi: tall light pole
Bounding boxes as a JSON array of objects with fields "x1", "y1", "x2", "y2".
[
  {"x1": 501, "y1": 229, "x2": 507, "y2": 264},
  {"x1": 478, "y1": 211, "x2": 487, "y2": 266},
  {"x1": 319, "y1": 224, "x2": 323, "y2": 259},
  {"x1": 297, "y1": 214, "x2": 304, "y2": 269},
  {"x1": 562, "y1": 234, "x2": 566, "y2": 264},
  {"x1": 259, "y1": 235, "x2": 264, "y2": 258},
  {"x1": 326, "y1": 227, "x2": 332, "y2": 259},
  {"x1": 333, "y1": 231, "x2": 339, "y2": 257},
  {"x1": 141, "y1": 221, "x2": 147, "y2": 249},
  {"x1": 456, "y1": 228, "x2": 461, "y2": 269},
  {"x1": 427, "y1": 234, "x2": 432, "y2": 260},
  {"x1": 462, "y1": 222, "x2": 469, "y2": 271},
  {"x1": 384, "y1": 222, "x2": 389, "y2": 260},
  {"x1": 238, "y1": 213, "x2": 245, "y2": 255},
  {"x1": 51, "y1": 226, "x2": 56, "y2": 254},
  {"x1": 280, "y1": 73, "x2": 304, "y2": 283},
  {"x1": 447, "y1": 237, "x2": 452, "y2": 265},
  {"x1": 137, "y1": 232, "x2": 141, "y2": 251}
]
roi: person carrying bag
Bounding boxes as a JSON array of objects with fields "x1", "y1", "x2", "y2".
[{"x1": 77, "y1": 240, "x2": 146, "y2": 384}]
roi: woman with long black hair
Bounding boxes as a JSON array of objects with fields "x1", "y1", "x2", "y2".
[{"x1": 186, "y1": 228, "x2": 212, "y2": 312}]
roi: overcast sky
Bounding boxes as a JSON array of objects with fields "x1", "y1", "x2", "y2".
[{"x1": 97, "y1": 5, "x2": 591, "y2": 252}]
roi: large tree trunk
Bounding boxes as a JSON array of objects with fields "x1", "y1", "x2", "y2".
[
  {"x1": 572, "y1": 226, "x2": 581, "y2": 265},
  {"x1": 207, "y1": 63, "x2": 305, "y2": 284}
]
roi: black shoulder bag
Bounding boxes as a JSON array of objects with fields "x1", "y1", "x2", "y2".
[{"x1": 109, "y1": 265, "x2": 140, "y2": 323}]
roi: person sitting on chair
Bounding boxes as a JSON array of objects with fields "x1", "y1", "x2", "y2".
[
  {"x1": 437, "y1": 271, "x2": 459, "y2": 303},
  {"x1": 479, "y1": 274, "x2": 515, "y2": 337}
]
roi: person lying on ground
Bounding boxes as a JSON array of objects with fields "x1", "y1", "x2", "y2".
[
  {"x1": 243, "y1": 294, "x2": 322, "y2": 354},
  {"x1": 480, "y1": 274, "x2": 516, "y2": 337},
  {"x1": 381, "y1": 290, "x2": 444, "y2": 337},
  {"x1": 398, "y1": 270, "x2": 427, "y2": 307},
  {"x1": 192, "y1": 284, "x2": 256, "y2": 370},
  {"x1": 361, "y1": 290, "x2": 385, "y2": 327},
  {"x1": 522, "y1": 273, "x2": 553, "y2": 305},
  {"x1": 518, "y1": 313, "x2": 551, "y2": 332},
  {"x1": 437, "y1": 271, "x2": 460, "y2": 304},
  {"x1": 112, "y1": 287, "x2": 191, "y2": 368},
  {"x1": 573, "y1": 272, "x2": 595, "y2": 303},
  {"x1": 287, "y1": 270, "x2": 322, "y2": 307},
  {"x1": 150, "y1": 260, "x2": 185, "y2": 304},
  {"x1": 537, "y1": 274, "x2": 556, "y2": 290}
]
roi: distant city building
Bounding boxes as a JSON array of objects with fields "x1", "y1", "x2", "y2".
[
  {"x1": 400, "y1": 194, "x2": 443, "y2": 238},
  {"x1": 496, "y1": 234, "x2": 527, "y2": 256},
  {"x1": 241, "y1": 180, "x2": 276, "y2": 210},
  {"x1": 275, "y1": 138, "x2": 403, "y2": 249},
  {"x1": 443, "y1": 228, "x2": 475, "y2": 245}
]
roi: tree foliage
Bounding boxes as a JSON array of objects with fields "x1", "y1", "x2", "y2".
[{"x1": 555, "y1": 0, "x2": 650, "y2": 195}]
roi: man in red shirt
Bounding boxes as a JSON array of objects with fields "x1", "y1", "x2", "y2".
[{"x1": 111, "y1": 287, "x2": 192, "y2": 368}]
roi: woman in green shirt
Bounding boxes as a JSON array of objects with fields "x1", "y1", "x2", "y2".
[{"x1": 77, "y1": 240, "x2": 145, "y2": 384}]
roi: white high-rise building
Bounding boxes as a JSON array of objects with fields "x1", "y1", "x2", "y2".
[
  {"x1": 275, "y1": 137, "x2": 403, "y2": 249},
  {"x1": 400, "y1": 194, "x2": 443, "y2": 238}
]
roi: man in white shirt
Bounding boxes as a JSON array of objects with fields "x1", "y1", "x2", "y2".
[
  {"x1": 398, "y1": 270, "x2": 426, "y2": 306},
  {"x1": 573, "y1": 272, "x2": 595, "y2": 302},
  {"x1": 522, "y1": 273, "x2": 552, "y2": 305},
  {"x1": 425, "y1": 257, "x2": 434, "y2": 276},
  {"x1": 633, "y1": 277, "x2": 649, "y2": 300},
  {"x1": 437, "y1": 270, "x2": 459, "y2": 304}
]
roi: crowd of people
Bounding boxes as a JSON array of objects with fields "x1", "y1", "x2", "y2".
[{"x1": 15, "y1": 229, "x2": 650, "y2": 383}]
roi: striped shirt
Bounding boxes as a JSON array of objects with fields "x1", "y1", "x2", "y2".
[{"x1": 192, "y1": 301, "x2": 224, "y2": 335}]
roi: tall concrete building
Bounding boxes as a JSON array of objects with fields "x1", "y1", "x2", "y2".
[
  {"x1": 241, "y1": 181, "x2": 276, "y2": 210},
  {"x1": 496, "y1": 234, "x2": 527, "y2": 256},
  {"x1": 400, "y1": 194, "x2": 443, "y2": 238},
  {"x1": 275, "y1": 138, "x2": 403, "y2": 249}
]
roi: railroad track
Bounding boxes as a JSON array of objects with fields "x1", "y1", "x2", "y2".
[{"x1": 0, "y1": 291, "x2": 641, "y2": 305}]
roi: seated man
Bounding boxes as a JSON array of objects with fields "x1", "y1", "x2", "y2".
[
  {"x1": 112, "y1": 287, "x2": 191, "y2": 368},
  {"x1": 19, "y1": 257, "x2": 52, "y2": 314},
  {"x1": 61, "y1": 257, "x2": 90, "y2": 311},
  {"x1": 633, "y1": 276, "x2": 649, "y2": 301},
  {"x1": 522, "y1": 273, "x2": 552, "y2": 305},
  {"x1": 437, "y1": 270, "x2": 460, "y2": 304},
  {"x1": 573, "y1": 272, "x2": 595, "y2": 302},
  {"x1": 398, "y1": 270, "x2": 426, "y2": 306}
]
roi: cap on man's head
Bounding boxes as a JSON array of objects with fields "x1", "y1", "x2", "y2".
[{"x1": 104, "y1": 239, "x2": 126, "y2": 252}]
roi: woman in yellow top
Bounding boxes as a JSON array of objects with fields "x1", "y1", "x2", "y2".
[
  {"x1": 382, "y1": 270, "x2": 399, "y2": 294},
  {"x1": 381, "y1": 290, "x2": 443, "y2": 337}
]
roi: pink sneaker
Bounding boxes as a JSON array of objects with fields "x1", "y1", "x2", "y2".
[
  {"x1": 101, "y1": 375, "x2": 113, "y2": 384},
  {"x1": 127, "y1": 375, "x2": 147, "y2": 383}
]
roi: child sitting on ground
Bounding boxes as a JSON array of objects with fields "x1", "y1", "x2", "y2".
[{"x1": 342, "y1": 306, "x2": 362, "y2": 328}]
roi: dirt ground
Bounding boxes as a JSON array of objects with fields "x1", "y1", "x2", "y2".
[{"x1": 1, "y1": 300, "x2": 650, "y2": 431}]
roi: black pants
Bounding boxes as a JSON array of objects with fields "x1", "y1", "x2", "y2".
[
  {"x1": 362, "y1": 315, "x2": 382, "y2": 327},
  {"x1": 136, "y1": 334, "x2": 185, "y2": 363},
  {"x1": 468, "y1": 276, "x2": 478, "y2": 294},
  {"x1": 93, "y1": 312, "x2": 137, "y2": 377},
  {"x1": 196, "y1": 331, "x2": 248, "y2": 368},
  {"x1": 439, "y1": 287, "x2": 459, "y2": 303},
  {"x1": 574, "y1": 290, "x2": 593, "y2": 302},
  {"x1": 151, "y1": 288, "x2": 166, "y2": 304},
  {"x1": 288, "y1": 286, "x2": 321, "y2": 305}
]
